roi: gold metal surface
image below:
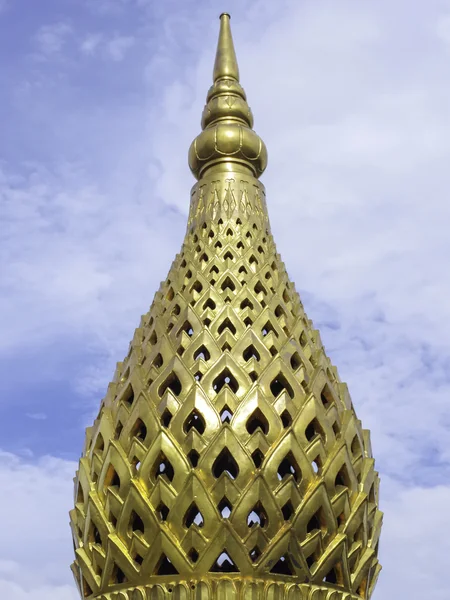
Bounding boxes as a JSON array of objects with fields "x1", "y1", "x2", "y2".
[{"x1": 70, "y1": 14, "x2": 382, "y2": 600}]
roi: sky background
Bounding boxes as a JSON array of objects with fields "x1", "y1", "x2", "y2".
[{"x1": 1, "y1": 0, "x2": 450, "y2": 598}]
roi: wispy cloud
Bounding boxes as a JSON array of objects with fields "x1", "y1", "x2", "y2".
[{"x1": 34, "y1": 22, "x2": 73, "y2": 58}]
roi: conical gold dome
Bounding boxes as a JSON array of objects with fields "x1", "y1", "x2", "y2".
[{"x1": 70, "y1": 14, "x2": 382, "y2": 600}]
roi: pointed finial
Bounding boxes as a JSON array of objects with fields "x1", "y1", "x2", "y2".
[
  {"x1": 188, "y1": 14, "x2": 267, "y2": 180},
  {"x1": 213, "y1": 13, "x2": 239, "y2": 82}
]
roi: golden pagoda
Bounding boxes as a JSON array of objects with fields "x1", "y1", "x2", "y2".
[{"x1": 70, "y1": 14, "x2": 382, "y2": 600}]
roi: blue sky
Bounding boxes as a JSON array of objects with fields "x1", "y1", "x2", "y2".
[{"x1": 1, "y1": 0, "x2": 450, "y2": 598}]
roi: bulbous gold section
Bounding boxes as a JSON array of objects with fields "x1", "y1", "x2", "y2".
[
  {"x1": 70, "y1": 14, "x2": 382, "y2": 600},
  {"x1": 189, "y1": 14, "x2": 267, "y2": 180}
]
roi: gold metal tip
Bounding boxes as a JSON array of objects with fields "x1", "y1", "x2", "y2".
[{"x1": 213, "y1": 10, "x2": 239, "y2": 81}]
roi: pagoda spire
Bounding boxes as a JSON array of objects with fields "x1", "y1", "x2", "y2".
[
  {"x1": 213, "y1": 13, "x2": 239, "y2": 81},
  {"x1": 70, "y1": 14, "x2": 382, "y2": 600},
  {"x1": 189, "y1": 13, "x2": 267, "y2": 180}
]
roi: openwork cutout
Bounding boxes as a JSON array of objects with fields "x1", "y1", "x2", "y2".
[
  {"x1": 220, "y1": 406, "x2": 233, "y2": 423},
  {"x1": 280, "y1": 409, "x2": 292, "y2": 428},
  {"x1": 212, "y1": 448, "x2": 239, "y2": 479},
  {"x1": 153, "y1": 353, "x2": 163, "y2": 369},
  {"x1": 251, "y1": 448, "x2": 264, "y2": 468},
  {"x1": 270, "y1": 373, "x2": 294, "y2": 399},
  {"x1": 221, "y1": 277, "x2": 236, "y2": 293},
  {"x1": 281, "y1": 500, "x2": 294, "y2": 520},
  {"x1": 187, "y1": 449, "x2": 199, "y2": 467},
  {"x1": 217, "y1": 318, "x2": 237, "y2": 335},
  {"x1": 262, "y1": 321, "x2": 277, "y2": 337},
  {"x1": 152, "y1": 453, "x2": 174, "y2": 482},
  {"x1": 104, "y1": 464, "x2": 120, "y2": 489},
  {"x1": 246, "y1": 408, "x2": 269, "y2": 435},
  {"x1": 247, "y1": 502, "x2": 268, "y2": 528},
  {"x1": 184, "y1": 502, "x2": 204, "y2": 528},
  {"x1": 110, "y1": 563, "x2": 127, "y2": 584},
  {"x1": 306, "y1": 508, "x2": 324, "y2": 534},
  {"x1": 161, "y1": 409, "x2": 173, "y2": 427},
  {"x1": 335, "y1": 464, "x2": 350, "y2": 490},
  {"x1": 155, "y1": 554, "x2": 178, "y2": 575},
  {"x1": 156, "y1": 502, "x2": 169, "y2": 522},
  {"x1": 184, "y1": 410, "x2": 206, "y2": 434},
  {"x1": 194, "y1": 345, "x2": 210, "y2": 361},
  {"x1": 122, "y1": 384, "x2": 135, "y2": 407},
  {"x1": 277, "y1": 452, "x2": 301, "y2": 483},
  {"x1": 203, "y1": 298, "x2": 216, "y2": 310},
  {"x1": 129, "y1": 510, "x2": 144, "y2": 534},
  {"x1": 159, "y1": 372, "x2": 182, "y2": 397},
  {"x1": 212, "y1": 369, "x2": 239, "y2": 394},
  {"x1": 249, "y1": 546, "x2": 261, "y2": 562},
  {"x1": 188, "y1": 548, "x2": 199, "y2": 563},
  {"x1": 179, "y1": 320, "x2": 194, "y2": 337},
  {"x1": 210, "y1": 550, "x2": 239, "y2": 573},
  {"x1": 290, "y1": 352, "x2": 301, "y2": 370},
  {"x1": 305, "y1": 418, "x2": 325, "y2": 443},
  {"x1": 131, "y1": 418, "x2": 147, "y2": 442},
  {"x1": 320, "y1": 384, "x2": 334, "y2": 409},
  {"x1": 243, "y1": 344, "x2": 260, "y2": 362},
  {"x1": 218, "y1": 497, "x2": 232, "y2": 518},
  {"x1": 270, "y1": 554, "x2": 294, "y2": 575}
]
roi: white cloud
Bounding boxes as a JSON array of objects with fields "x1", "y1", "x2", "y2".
[
  {"x1": 34, "y1": 23, "x2": 72, "y2": 57},
  {"x1": 0, "y1": 452, "x2": 78, "y2": 599},
  {"x1": 105, "y1": 35, "x2": 135, "y2": 61},
  {"x1": 79, "y1": 33, "x2": 103, "y2": 56}
]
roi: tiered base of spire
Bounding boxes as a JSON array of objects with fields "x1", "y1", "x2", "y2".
[{"x1": 85, "y1": 577, "x2": 365, "y2": 600}]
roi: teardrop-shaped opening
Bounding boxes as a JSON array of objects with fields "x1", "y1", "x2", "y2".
[
  {"x1": 305, "y1": 417, "x2": 325, "y2": 442},
  {"x1": 122, "y1": 384, "x2": 135, "y2": 407},
  {"x1": 270, "y1": 372, "x2": 294, "y2": 399},
  {"x1": 280, "y1": 410, "x2": 292, "y2": 428},
  {"x1": 277, "y1": 452, "x2": 301, "y2": 483},
  {"x1": 221, "y1": 277, "x2": 236, "y2": 293},
  {"x1": 104, "y1": 464, "x2": 120, "y2": 489},
  {"x1": 281, "y1": 500, "x2": 294, "y2": 521},
  {"x1": 247, "y1": 502, "x2": 268, "y2": 528},
  {"x1": 212, "y1": 369, "x2": 239, "y2": 394},
  {"x1": 307, "y1": 508, "x2": 324, "y2": 534},
  {"x1": 184, "y1": 502, "x2": 204, "y2": 528},
  {"x1": 218, "y1": 497, "x2": 232, "y2": 518},
  {"x1": 249, "y1": 546, "x2": 261, "y2": 562},
  {"x1": 153, "y1": 452, "x2": 174, "y2": 482},
  {"x1": 290, "y1": 352, "x2": 301, "y2": 370},
  {"x1": 184, "y1": 409, "x2": 206, "y2": 434},
  {"x1": 156, "y1": 502, "x2": 169, "y2": 522},
  {"x1": 129, "y1": 510, "x2": 145, "y2": 535},
  {"x1": 320, "y1": 384, "x2": 334, "y2": 409},
  {"x1": 194, "y1": 345, "x2": 211, "y2": 362},
  {"x1": 217, "y1": 318, "x2": 237, "y2": 335},
  {"x1": 187, "y1": 449, "x2": 200, "y2": 467},
  {"x1": 220, "y1": 406, "x2": 233, "y2": 423},
  {"x1": 246, "y1": 408, "x2": 269, "y2": 435},
  {"x1": 153, "y1": 353, "x2": 163, "y2": 369},
  {"x1": 161, "y1": 409, "x2": 173, "y2": 427},
  {"x1": 159, "y1": 372, "x2": 182, "y2": 397},
  {"x1": 243, "y1": 344, "x2": 260, "y2": 362},
  {"x1": 212, "y1": 447, "x2": 239, "y2": 480},
  {"x1": 335, "y1": 464, "x2": 350, "y2": 490},
  {"x1": 251, "y1": 448, "x2": 264, "y2": 468},
  {"x1": 131, "y1": 418, "x2": 147, "y2": 442}
]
